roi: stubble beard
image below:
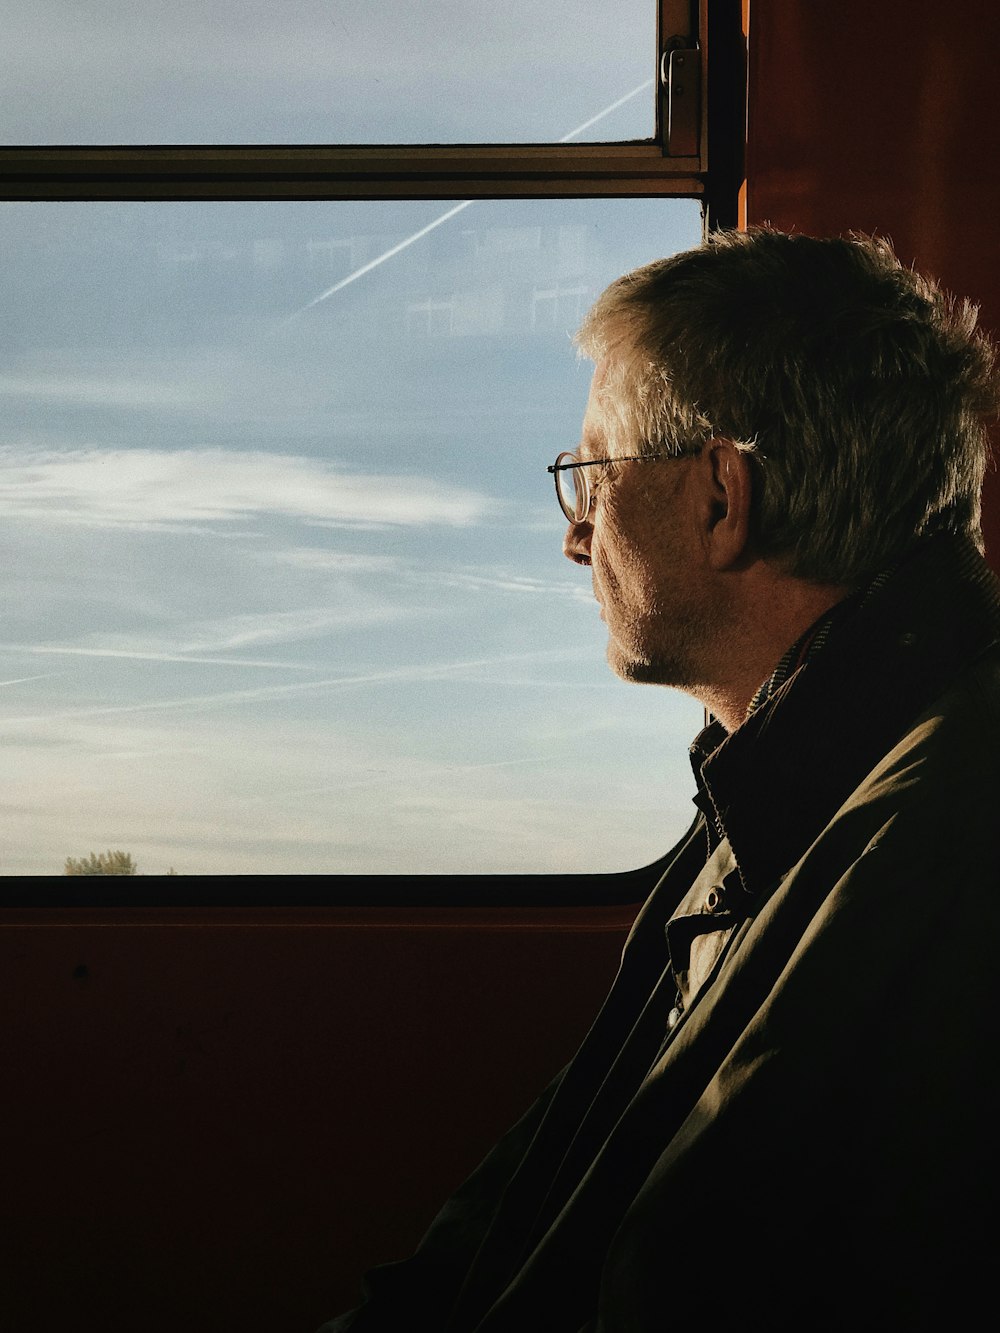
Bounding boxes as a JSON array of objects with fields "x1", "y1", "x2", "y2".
[{"x1": 604, "y1": 601, "x2": 712, "y2": 691}]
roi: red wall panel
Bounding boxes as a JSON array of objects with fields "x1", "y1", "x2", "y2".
[
  {"x1": 744, "y1": 0, "x2": 1000, "y2": 563},
  {"x1": 2, "y1": 907, "x2": 633, "y2": 1332}
]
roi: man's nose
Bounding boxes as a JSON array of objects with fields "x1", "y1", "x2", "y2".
[{"x1": 563, "y1": 518, "x2": 593, "y2": 566}]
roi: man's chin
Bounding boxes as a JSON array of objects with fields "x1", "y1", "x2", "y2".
[
  {"x1": 607, "y1": 642, "x2": 674, "y2": 687},
  {"x1": 608, "y1": 637, "x2": 698, "y2": 687}
]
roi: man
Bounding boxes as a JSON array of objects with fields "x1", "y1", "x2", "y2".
[{"x1": 320, "y1": 229, "x2": 1000, "y2": 1330}]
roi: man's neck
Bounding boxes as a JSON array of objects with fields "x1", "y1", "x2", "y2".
[{"x1": 694, "y1": 574, "x2": 851, "y2": 732}]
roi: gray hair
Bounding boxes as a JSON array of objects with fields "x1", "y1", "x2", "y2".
[{"x1": 575, "y1": 228, "x2": 998, "y2": 584}]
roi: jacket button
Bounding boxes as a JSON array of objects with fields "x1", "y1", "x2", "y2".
[
  {"x1": 666, "y1": 1006, "x2": 682, "y2": 1030},
  {"x1": 704, "y1": 886, "x2": 723, "y2": 913}
]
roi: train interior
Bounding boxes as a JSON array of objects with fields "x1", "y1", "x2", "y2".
[{"x1": 3, "y1": 3, "x2": 999, "y2": 1329}]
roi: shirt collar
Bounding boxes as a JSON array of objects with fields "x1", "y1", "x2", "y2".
[
  {"x1": 746, "y1": 560, "x2": 904, "y2": 718},
  {"x1": 686, "y1": 532, "x2": 1000, "y2": 898}
]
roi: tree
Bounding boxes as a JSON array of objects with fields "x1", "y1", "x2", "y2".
[{"x1": 64, "y1": 849, "x2": 138, "y2": 876}]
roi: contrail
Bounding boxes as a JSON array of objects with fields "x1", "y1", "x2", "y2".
[
  {"x1": 281, "y1": 199, "x2": 475, "y2": 324},
  {"x1": 0, "y1": 648, "x2": 581, "y2": 729},
  {"x1": 281, "y1": 78, "x2": 654, "y2": 325},
  {"x1": 2, "y1": 643, "x2": 318, "y2": 670},
  {"x1": 556, "y1": 78, "x2": 655, "y2": 143}
]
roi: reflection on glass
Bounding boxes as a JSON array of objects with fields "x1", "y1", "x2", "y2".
[
  {"x1": 0, "y1": 198, "x2": 703, "y2": 875},
  {"x1": 2, "y1": 1, "x2": 655, "y2": 145}
]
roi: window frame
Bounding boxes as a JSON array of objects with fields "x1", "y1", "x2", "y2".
[
  {"x1": 0, "y1": 1, "x2": 713, "y2": 202},
  {"x1": 0, "y1": 142, "x2": 703, "y2": 201}
]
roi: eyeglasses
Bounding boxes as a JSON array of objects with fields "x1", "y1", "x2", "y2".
[{"x1": 546, "y1": 450, "x2": 680, "y2": 523}]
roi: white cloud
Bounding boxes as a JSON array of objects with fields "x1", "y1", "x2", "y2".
[
  {"x1": 172, "y1": 606, "x2": 405, "y2": 651},
  {"x1": 419, "y1": 568, "x2": 594, "y2": 602},
  {"x1": 271, "y1": 549, "x2": 402, "y2": 574},
  {"x1": 0, "y1": 374, "x2": 207, "y2": 410},
  {"x1": 124, "y1": 604, "x2": 411, "y2": 654},
  {"x1": 267, "y1": 547, "x2": 593, "y2": 603},
  {"x1": 0, "y1": 447, "x2": 489, "y2": 530}
]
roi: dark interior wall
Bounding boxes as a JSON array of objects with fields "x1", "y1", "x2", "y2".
[
  {"x1": 744, "y1": 0, "x2": 1000, "y2": 563},
  {"x1": 3, "y1": 906, "x2": 634, "y2": 1332}
]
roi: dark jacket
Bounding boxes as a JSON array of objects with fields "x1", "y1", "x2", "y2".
[{"x1": 323, "y1": 533, "x2": 1000, "y2": 1332}]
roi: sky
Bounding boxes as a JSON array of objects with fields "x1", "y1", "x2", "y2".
[
  {"x1": 1, "y1": 1, "x2": 657, "y2": 144},
  {"x1": 0, "y1": 6, "x2": 705, "y2": 878}
]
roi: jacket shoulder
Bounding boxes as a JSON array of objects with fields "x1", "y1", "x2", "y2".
[{"x1": 839, "y1": 640, "x2": 1000, "y2": 841}]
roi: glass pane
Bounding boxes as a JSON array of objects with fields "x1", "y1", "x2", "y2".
[
  {"x1": 0, "y1": 197, "x2": 703, "y2": 877},
  {"x1": 1, "y1": 1, "x2": 655, "y2": 146}
]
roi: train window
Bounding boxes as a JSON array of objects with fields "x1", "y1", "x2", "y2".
[
  {"x1": 0, "y1": 196, "x2": 703, "y2": 876},
  {"x1": 1, "y1": 2, "x2": 655, "y2": 146},
  {"x1": 0, "y1": 0, "x2": 723, "y2": 881}
]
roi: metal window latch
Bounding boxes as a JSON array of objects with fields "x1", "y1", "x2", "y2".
[{"x1": 661, "y1": 37, "x2": 701, "y2": 157}]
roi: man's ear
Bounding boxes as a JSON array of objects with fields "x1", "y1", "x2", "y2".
[{"x1": 702, "y1": 438, "x2": 754, "y2": 570}]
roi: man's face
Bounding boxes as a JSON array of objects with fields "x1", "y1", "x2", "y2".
[{"x1": 564, "y1": 364, "x2": 711, "y2": 688}]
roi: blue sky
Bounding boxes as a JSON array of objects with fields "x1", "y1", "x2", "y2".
[
  {"x1": 1, "y1": 1, "x2": 656, "y2": 144},
  {"x1": 1, "y1": 7, "x2": 705, "y2": 877}
]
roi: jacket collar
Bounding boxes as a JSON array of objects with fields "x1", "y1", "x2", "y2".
[{"x1": 692, "y1": 533, "x2": 1000, "y2": 899}]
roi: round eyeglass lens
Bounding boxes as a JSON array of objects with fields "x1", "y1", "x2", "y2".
[{"x1": 556, "y1": 461, "x2": 587, "y2": 522}]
